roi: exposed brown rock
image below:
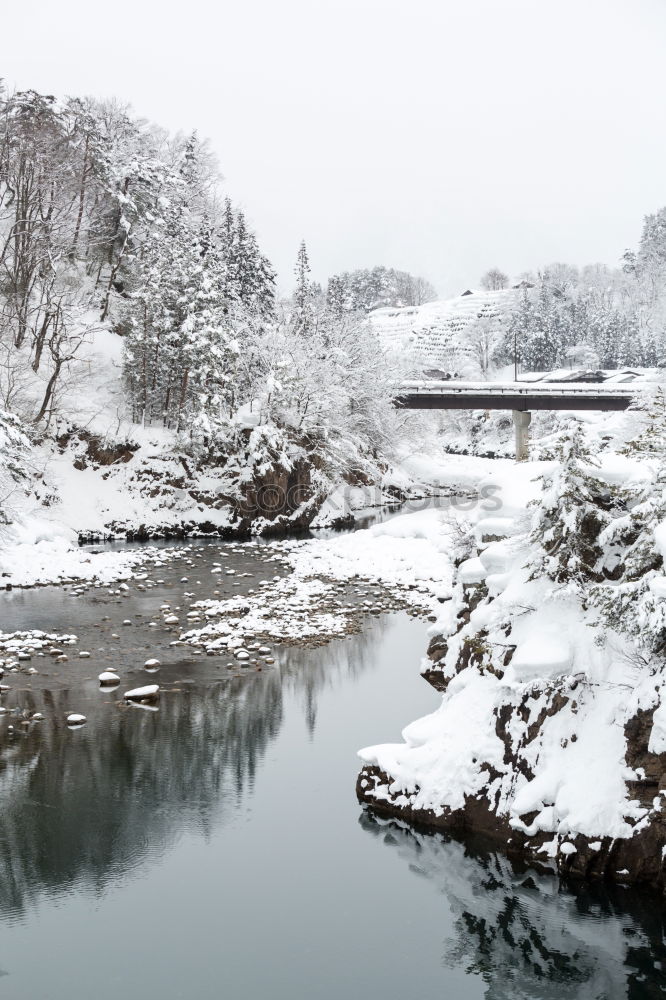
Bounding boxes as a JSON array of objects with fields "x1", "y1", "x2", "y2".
[{"x1": 357, "y1": 764, "x2": 666, "y2": 892}]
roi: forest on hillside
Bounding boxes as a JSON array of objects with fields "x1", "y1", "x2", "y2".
[
  {"x1": 2, "y1": 83, "x2": 666, "y2": 535},
  {"x1": 0, "y1": 88, "x2": 435, "y2": 450},
  {"x1": 440, "y1": 220, "x2": 666, "y2": 379}
]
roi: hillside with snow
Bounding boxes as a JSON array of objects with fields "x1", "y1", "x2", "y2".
[{"x1": 369, "y1": 288, "x2": 517, "y2": 374}]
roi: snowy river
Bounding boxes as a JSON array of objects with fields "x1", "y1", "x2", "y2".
[{"x1": 0, "y1": 523, "x2": 664, "y2": 998}]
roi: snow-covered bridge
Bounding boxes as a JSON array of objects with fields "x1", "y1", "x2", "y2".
[{"x1": 395, "y1": 380, "x2": 636, "y2": 459}]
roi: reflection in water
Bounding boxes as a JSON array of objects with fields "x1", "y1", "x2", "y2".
[
  {"x1": 360, "y1": 813, "x2": 666, "y2": 999},
  {"x1": 0, "y1": 624, "x2": 382, "y2": 920},
  {"x1": 3, "y1": 527, "x2": 666, "y2": 1000},
  {"x1": 0, "y1": 678, "x2": 281, "y2": 917}
]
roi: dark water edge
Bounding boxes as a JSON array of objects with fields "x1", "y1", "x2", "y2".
[{"x1": 0, "y1": 530, "x2": 665, "y2": 997}]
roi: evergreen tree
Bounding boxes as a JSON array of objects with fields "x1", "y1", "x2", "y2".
[
  {"x1": 622, "y1": 387, "x2": 666, "y2": 456},
  {"x1": 293, "y1": 240, "x2": 314, "y2": 332},
  {"x1": 232, "y1": 211, "x2": 275, "y2": 317},
  {"x1": 326, "y1": 275, "x2": 348, "y2": 316},
  {"x1": 505, "y1": 289, "x2": 534, "y2": 373},
  {"x1": 592, "y1": 462, "x2": 666, "y2": 653},
  {"x1": 529, "y1": 423, "x2": 613, "y2": 600},
  {"x1": 220, "y1": 197, "x2": 236, "y2": 259}
]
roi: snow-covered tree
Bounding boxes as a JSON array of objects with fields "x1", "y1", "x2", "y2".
[
  {"x1": 293, "y1": 240, "x2": 315, "y2": 333},
  {"x1": 0, "y1": 408, "x2": 31, "y2": 533},
  {"x1": 593, "y1": 466, "x2": 666, "y2": 653},
  {"x1": 529, "y1": 423, "x2": 613, "y2": 600},
  {"x1": 622, "y1": 387, "x2": 666, "y2": 457},
  {"x1": 564, "y1": 343, "x2": 600, "y2": 369},
  {"x1": 325, "y1": 266, "x2": 436, "y2": 313},
  {"x1": 480, "y1": 267, "x2": 508, "y2": 291},
  {"x1": 465, "y1": 311, "x2": 505, "y2": 378},
  {"x1": 503, "y1": 263, "x2": 654, "y2": 373}
]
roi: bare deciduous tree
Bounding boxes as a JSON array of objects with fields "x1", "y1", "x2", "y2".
[{"x1": 480, "y1": 268, "x2": 509, "y2": 291}]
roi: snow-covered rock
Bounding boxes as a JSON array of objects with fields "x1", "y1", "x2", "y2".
[
  {"x1": 505, "y1": 634, "x2": 573, "y2": 684},
  {"x1": 124, "y1": 684, "x2": 159, "y2": 702}
]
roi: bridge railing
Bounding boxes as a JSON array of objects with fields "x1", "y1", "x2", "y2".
[{"x1": 398, "y1": 380, "x2": 636, "y2": 398}]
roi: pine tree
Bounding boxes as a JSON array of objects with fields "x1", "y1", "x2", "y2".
[
  {"x1": 220, "y1": 197, "x2": 236, "y2": 259},
  {"x1": 622, "y1": 387, "x2": 666, "y2": 456},
  {"x1": 293, "y1": 240, "x2": 314, "y2": 332},
  {"x1": 529, "y1": 423, "x2": 613, "y2": 599},
  {"x1": 326, "y1": 275, "x2": 347, "y2": 316},
  {"x1": 592, "y1": 462, "x2": 666, "y2": 653},
  {"x1": 232, "y1": 213, "x2": 275, "y2": 317},
  {"x1": 505, "y1": 288, "x2": 534, "y2": 374}
]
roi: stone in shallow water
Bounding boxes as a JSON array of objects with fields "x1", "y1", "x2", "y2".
[
  {"x1": 99, "y1": 671, "x2": 120, "y2": 685},
  {"x1": 66, "y1": 713, "x2": 87, "y2": 726},
  {"x1": 124, "y1": 684, "x2": 159, "y2": 702}
]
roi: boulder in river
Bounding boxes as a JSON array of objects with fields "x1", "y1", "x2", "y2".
[
  {"x1": 99, "y1": 671, "x2": 120, "y2": 686},
  {"x1": 124, "y1": 684, "x2": 159, "y2": 702}
]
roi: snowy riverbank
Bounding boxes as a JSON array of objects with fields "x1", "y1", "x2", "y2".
[
  {"x1": 9, "y1": 401, "x2": 666, "y2": 893},
  {"x1": 357, "y1": 398, "x2": 666, "y2": 891}
]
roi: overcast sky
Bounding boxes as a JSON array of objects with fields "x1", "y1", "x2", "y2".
[{"x1": 3, "y1": 0, "x2": 666, "y2": 295}]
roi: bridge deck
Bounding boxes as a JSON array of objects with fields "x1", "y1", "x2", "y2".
[{"x1": 395, "y1": 380, "x2": 634, "y2": 412}]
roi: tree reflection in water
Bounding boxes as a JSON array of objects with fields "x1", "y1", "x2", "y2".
[
  {"x1": 0, "y1": 622, "x2": 383, "y2": 919},
  {"x1": 359, "y1": 813, "x2": 666, "y2": 999}
]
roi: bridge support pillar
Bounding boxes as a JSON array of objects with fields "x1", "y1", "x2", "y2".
[{"x1": 513, "y1": 410, "x2": 531, "y2": 462}]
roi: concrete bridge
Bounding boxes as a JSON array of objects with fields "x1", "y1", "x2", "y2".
[{"x1": 395, "y1": 380, "x2": 635, "y2": 460}]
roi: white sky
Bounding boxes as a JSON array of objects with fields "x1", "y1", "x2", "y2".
[{"x1": 2, "y1": 0, "x2": 666, "y2": 295}]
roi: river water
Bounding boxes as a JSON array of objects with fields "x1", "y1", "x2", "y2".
[{"x1": 0, "y1": 527, "x2": 665, "y2": 998}]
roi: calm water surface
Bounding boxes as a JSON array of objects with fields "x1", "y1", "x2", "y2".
[{"x1": 0, "y1": 536, "x2": 664, "y2": 998}]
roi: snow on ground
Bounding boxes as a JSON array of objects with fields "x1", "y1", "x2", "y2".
[
  {"x1": 0, "y1": 534, "x2": 188, "y2": 588},
  {"x1": 2, "y1": 435, "x2": 503, "y2": 588},
  {"x1": 180, "y1": 507, "x2": 463, "y2": 652},
  {"x1": 31, "y1": 425, "x2": 236, "y2": 538}
]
